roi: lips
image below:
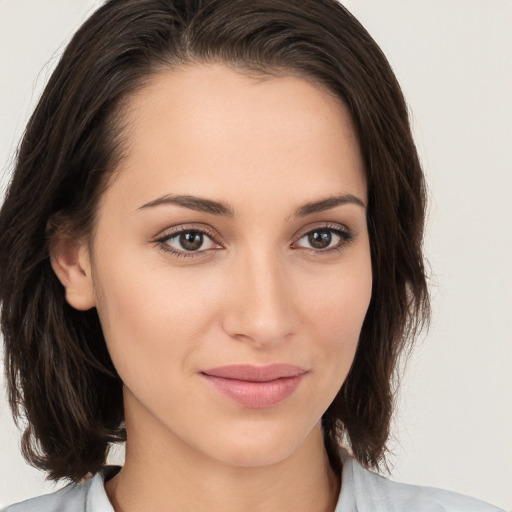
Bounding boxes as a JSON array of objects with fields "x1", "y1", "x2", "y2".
[{"x1": 201, "y1": 364, "x2": 307, "y2": 408}]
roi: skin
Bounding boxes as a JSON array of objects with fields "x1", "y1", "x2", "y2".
[{"x1": 52, "y1": 63, "x2": 372, "y2": 512}]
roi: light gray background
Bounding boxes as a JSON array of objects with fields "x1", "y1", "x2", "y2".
[{"x1": 1, "y1": 0, "x2": 511, "y2": 509}]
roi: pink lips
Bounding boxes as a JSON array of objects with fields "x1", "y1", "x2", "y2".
[{"x1": 201, "y1": 364, "x2": 307, "y2": 408}]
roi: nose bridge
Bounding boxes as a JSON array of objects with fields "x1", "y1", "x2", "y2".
[{"x1": 223, "y1": 244, "x2": 295, "y2": 346}]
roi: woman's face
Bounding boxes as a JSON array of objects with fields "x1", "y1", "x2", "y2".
[{"x1": 81, "y1": 63, "x2": 372, "y2": 467}]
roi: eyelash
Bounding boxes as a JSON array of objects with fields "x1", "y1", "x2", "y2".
[{"x1": 154, "y1": 223, "x2": 354, "y2": 259}]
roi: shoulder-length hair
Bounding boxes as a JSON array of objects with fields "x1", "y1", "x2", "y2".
[{"x1": 0, "y1": 0, "x2": 429, "y2": 482}]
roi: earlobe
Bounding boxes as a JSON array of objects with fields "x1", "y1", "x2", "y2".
[{"x1": 49, "y1": 238, "x2": 96, "y2": 311}]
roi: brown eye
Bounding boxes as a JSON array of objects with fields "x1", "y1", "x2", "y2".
[
  {"x1": 308, "y1": 230, "x2": 333, "y2": 249},
  {"x1": 157, "y1": 228, "x2": 220, "y2": 258},
  {"x1": 178, "y1": 231, "x2": 205, "y2": 251},
  {"x1": 295, "y1": 226, "x2": 354, "y2": 253}
]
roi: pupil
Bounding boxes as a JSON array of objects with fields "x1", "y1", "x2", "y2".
[
  {"x1": 180, "y1": 231, "x2": 203, "y2": 251},
  {"x1": 309, "y1": 230, "x2": 331, "y2": 249}
]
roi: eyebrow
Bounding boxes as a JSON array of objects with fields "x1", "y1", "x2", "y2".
[{"x1": 138, "y1": 193, "x2": 365, "y2": 218}]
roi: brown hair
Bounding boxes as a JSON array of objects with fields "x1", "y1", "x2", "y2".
[{"x1": 0, "y1": 0, "x2": 429, "y2": 482}]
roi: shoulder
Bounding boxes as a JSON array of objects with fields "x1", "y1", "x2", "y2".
[
  {"x1": 2, "y1": 482, "x2": 89, "y2": 512},
  {"x1": 338, "y1": 451, "x2": 506, "y2": 512},
  {"x1": 1, "y1": 466, "x2": 120, "y2": 512}
]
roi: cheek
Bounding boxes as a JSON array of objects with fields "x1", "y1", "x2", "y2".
[
  {"x1": 92, "y1": 252, "x2": 212, "y2": 387},
  {"x1": 305, "y1": 256, "x2": 372, "y2": 339},
  {"x1": 301, "y1": 250, "x2": 372, "y2": 381}
]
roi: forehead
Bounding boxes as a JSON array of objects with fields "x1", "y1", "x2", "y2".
[{"x1": 105, "y1": 63, "x2": 367, "y2": 212}]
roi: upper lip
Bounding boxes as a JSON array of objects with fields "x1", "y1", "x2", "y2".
[{"x1": 201, "y1": 364, "x2": 307, "y2": 382}]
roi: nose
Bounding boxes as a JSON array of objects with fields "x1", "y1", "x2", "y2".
[{"x1": 221, "y1": 248, "x2": 296, "y2": 348}]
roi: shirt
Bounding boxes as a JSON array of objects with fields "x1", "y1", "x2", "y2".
[{"x1": 2, "y1": 451, "x2": 506, "y2": 511}]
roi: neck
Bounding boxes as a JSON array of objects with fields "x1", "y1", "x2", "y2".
[{"x1": 106, "y1": 397, "x2": 340, "y2": 512}]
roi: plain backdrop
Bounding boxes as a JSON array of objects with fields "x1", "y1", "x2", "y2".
[{"x1": 0, "y1": 0, "x2": 511, "y2": 510}]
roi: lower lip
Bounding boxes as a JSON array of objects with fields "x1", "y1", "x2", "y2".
[{"x1": 202, "y1": 374, "x2": 305, "y2": 408}]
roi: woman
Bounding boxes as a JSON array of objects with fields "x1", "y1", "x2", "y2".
[{"x1": 0, "y1": 1, "x2": 505, "y2": 511}]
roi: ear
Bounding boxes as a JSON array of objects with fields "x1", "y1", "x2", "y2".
[{"x1": 49, "y1": 236, "x2": 96, "y2": 311}]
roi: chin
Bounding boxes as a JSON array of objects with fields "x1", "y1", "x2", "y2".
[
  {"x1": 212, "y1": 441, "x2": 297, "y2": 468},
  {"x1": 199, "y1": 418, "x2": 320, "y2": 469}
]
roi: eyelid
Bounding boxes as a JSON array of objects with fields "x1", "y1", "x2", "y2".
[
  {"x1": 294, "y1": 222, "x2": 353, "y2": 241},
  {"x1": 154, "y1": 224, "x2": 222, "y2": 244}
]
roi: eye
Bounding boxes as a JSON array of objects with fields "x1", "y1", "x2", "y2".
[
  {"x1": 294, "y1": 225, "x2": 354, "y2": 254},
  {"x1": 156, "y1": 227, "x2": 221, "y2": 258},
  {"x1": 155, "y1": 223, "x2": 354, "y2": 259}
]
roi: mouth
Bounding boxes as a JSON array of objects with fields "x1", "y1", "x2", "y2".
[{"x1": 200, "y1": 364, "x2": 307, "y2": 408}]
